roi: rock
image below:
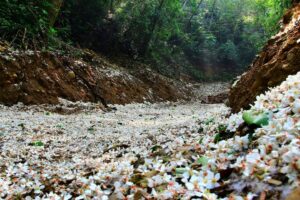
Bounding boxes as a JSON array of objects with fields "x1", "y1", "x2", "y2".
[
  {"x1": 67, "y1": 71, "x2": 76, "y2": 79},
  {"x1": 229, "y1": 3, "x2": 300, "y2": 113}
]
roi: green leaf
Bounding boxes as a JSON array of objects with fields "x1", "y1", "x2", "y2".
[
  {"x1": 218, "y1": 124, "x2": 227, "y2": 132},
  {"x1": 30, "y1": 141, "x2": 44, "y2": 147},
  {"x1": 56, "y1": 124, "x2": 63, "y2": 129},
  {"x1": 242, "y1": 110, "x2": 269, "y2": 126},
  {"x1": 204, "y1": 118, "x2": 214, "y2": 125},
  {"x1": 175, "y1": 168, "x2": 188, "y2": 175},
  {"x1": 151, "y1": 145, "x2": 162, "y2": 152},
  {"x1": 248, "y1": 132, "x2": 254, "y2": 142},
  {"x1": 48, "y1": 27, "x2": 57, "y2": 35},
  {"x1": 87, "y1": 126, "x2": 95, "y2": 131},
  {"x1": 197, "y1": 156, "x2": 208, "y2": 166},
  {"x1": 18, "y1": 123, "x2": 25, "y2": 129},
  {"x1": 42, "y1": 9, "x2": 48, "y2": 15},
  {"x1": 198, "y1": 137, "x2": 204, "y2": 144},
  {"x1": 214, "y1": 133, "x2": 221, "y2": 143}
]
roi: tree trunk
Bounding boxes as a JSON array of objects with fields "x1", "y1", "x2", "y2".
[
  {"x1": 208, "y1": 0, "x2": 217, "y2": 30},
  {"x1": 110, "y1": 0, "x2": 114, "y2": 13},
  {"x1": 186, "y1": 0, "x2": 204, "y2": 31},
  {"x1": 182, "y1": 0, "x2": 189, "y2": 8},
  {"x1": 139, "y1": 0, "x2": 165, "y2": 56},
  {"x1": 47, "y1": 0, "x2": 64, "y2": 27},
  {"x1": 292, "y1": 0, "x2": 300, "y2": 5}
]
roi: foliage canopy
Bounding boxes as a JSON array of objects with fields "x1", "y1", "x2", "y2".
[{"x1": 0, "y1": 0, "x2": 292, "y2": 80}]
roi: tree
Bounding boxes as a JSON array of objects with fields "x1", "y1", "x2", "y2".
[
  {"x1": 48, "y1": 0, "x2": 64, "y2": 28},
  {"x1": 0, "y1": 0, "x2": 292, "y2": 80},
  {"x1": 185, "y1": 0, "x2": 204, "y2": 31},
  {"x1": 139, "y1": 0, "x2": 166, "y2": 56}
]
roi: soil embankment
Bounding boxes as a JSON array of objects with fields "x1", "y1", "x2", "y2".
[
  {"x1": 229, "y1": 3, "x2": 300, "y2": 112},
  {"x1": 0, "y1": 45, "x2": 194, "y2": 106}
]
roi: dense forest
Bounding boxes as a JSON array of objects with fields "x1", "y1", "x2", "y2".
[{"x1": 0, "y1": 0, "x2": 291, "y2": 80}]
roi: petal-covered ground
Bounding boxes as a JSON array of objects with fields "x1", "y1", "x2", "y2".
[
  {"x1": 0, "y1": 100, "x2": 228, "y2": 199},
  {"x1": 0, "y1": 72, "x2": 300, "y2": 200}
]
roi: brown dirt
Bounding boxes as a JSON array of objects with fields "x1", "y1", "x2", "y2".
[
  {"x1": 207, "y1": 92, "x2": 228, "y2": 104},
  {"x1": 0, "y1": 44, "x2": 193, "y2": 106},
  {"x1": 229, "y1": 3, "x2": 300, "y2": 113}
]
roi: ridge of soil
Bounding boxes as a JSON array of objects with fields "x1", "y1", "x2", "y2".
[
  {"x1": 229, "y1": 3, "x2": 300, "y2": 112},
  {"x1": 0, "y1": 45, "x2": 195, "y2": 107}
]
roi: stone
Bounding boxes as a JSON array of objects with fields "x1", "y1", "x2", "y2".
[{"x1": 67, "y1": 71, "x2": 76, "y2": 79}]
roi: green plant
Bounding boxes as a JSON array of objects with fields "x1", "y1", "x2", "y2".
[
  {"x1": 242, "y1": 110, "x2": 270, "y2": 127},
  {"x1": 30, "y1": 141, "x2": 44, "y2": 147}
]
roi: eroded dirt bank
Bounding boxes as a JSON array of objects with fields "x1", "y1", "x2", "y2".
[
  {"x1": 229, "y1": 2, "x2": 300, "y2": 113},
  {"x1": 0, "y1": 45, "x2": 195, "y2": 107}
]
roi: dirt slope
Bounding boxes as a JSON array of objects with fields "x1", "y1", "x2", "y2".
[
  {"x1": 229, "y1": 3, "x2": 300, "y2": 113},
  {"x1": 0, "y1": 44, "x2": 193, "y2": 106}
]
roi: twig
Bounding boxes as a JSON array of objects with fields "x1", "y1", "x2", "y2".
[
  {"x1": 21, "y1": 28, "x2": 27, "y2": 48},
  {"x1": 33, "y1": 38, "x2": 37, "y2": 52},
  {"x1": 103, "y1": 144, "x2": 130, "y2": 154},
  {"x1": 9, "y1": 30, "x2": 21, "y2": 46}
]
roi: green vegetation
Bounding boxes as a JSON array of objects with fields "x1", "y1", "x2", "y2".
[
  {"x1": 0, "y1": 0, "x2": 63, "y2": 48},
  {"x1": 0, "y1": 0, "x2": 292, "y2": 80},
  {"x1": 29, "y1": 141, "x2": 44, "y2": 147},
  {"x1": 242, "y1": 110, "x2": 270, "y2": 127}
]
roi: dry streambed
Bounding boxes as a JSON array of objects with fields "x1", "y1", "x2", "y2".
[
  {"x1": 0, "y1": 101, "x2": 228, "y2": 199},
  {"x1": 1, "y1": 70, "x2": 299, "y2": 200}
]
